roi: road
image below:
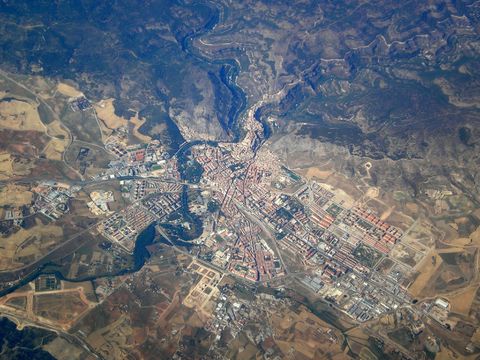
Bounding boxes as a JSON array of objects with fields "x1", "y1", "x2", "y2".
[
  {"x1": 234, "y1": 200, "x2": 289, "y2": 274},
  {"x1": 156, "y1": 225, "x2": 287, "y2": 287}
]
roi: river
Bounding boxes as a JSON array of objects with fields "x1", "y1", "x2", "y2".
[{"x1": 0, "y1": 0, "x2": 251, "y2": 297}]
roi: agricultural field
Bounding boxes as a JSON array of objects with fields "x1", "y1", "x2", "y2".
[
  {"x1": 33, "y1": 291, "x2": 91, "y2": 327},
  {"x1": 269, "y1": 305, "x2": 347, "y2": 360}
]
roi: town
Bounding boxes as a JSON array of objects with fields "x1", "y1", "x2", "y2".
[{"x1": 1, "y1": 99, "x2": 438, "y2": 336}]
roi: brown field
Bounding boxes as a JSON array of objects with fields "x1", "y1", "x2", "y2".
[
  {"x1": 446, "y1": 226, "x2": 480, "y2": 248},
  {"x1": 0, "y1": 152, "x2": 14, "y2": 179},
  {"x1": 43, "y1": 337, "x2": 85, "y2": 360},
  {"x1": 67, "y1": 141, "x2": 114, "y2": 178},
  {"x1": 390, "y1": 243, "x2": 426, "y2": 268},
  {"x1": 43, "y1": 138, "x2": 66, "y2": 161},
  {"x1": 40, "y1": 120, "x2": 69, "y2": 160},
  {"x1": 0, "y1": 278, "x2": 95, "y2": 332},
  {"x1": 471, "y1": 226, "x2": 480, "y2": 244},
  {"x1": 56, "y1": 82, "x2": 83, "y2": 98},
  {"x1": 94, "y1": 98, "x2": 151, "y2": 144},
  {"x1": 11, "y1": 155, "x2": 35, "y2": 177},
  {"x1": 0, "y1": 220, "x2": 63, "y2": 270},
  {"x1": 130, "y1": 113, "x2": 151, "y2": 143},
  {"x1": 5, "y1": 295, "x2": 27, "y2": 310},
  {"x1": 0, "y1": 183, "x2": 33, "y2": 206},
  {"x1": 0, "y1": 129, "x2": 49, "y2": 154},
  {"x1": 408, "y1": 246, "x2": 474, "y2": 298},
  {"x1": 62, "y1": 280, "x2": 97, "y2": 302},
  {"x1": 0, "y1": 99, "x2": 45, "y2": 132},
  {"x1": 435, "y1": 345, "x2": 477, "y2": 360},
  {"x1": 29, "y1": 76, "x2": 57, "y2": 99},
  {"x1": 405, "y1": 202, "x2": 419, "y2": 214},
  {"x1": 46, "y1": 120, "x2": 69, "y2": 138},
  {"x1": 86, "y1": 314, "x2": 134, "y2": 358},
  {"x1": 271, "y1": 306, "x2": 347, "y2": 359},
  {"x1": 447, "y1": 285, "x2": 479, "y2": 316},
  {"x1": 380, "y1": 206, "x2": 395, "y2": 221},
  {"x1": 344, "y1": 327, "x2": 371, "y2": 355},
  {"x1": 94, "y1": 99, "x2": 128, "y2": 136},
  {"x1": 408, "y1": 249, "x2": 443, "y2": 297},
  {"x1": 0, "y1": 91, "x2": 69, "y2": 161},
  {"x1": 298, "y1": 166, "x2": 333, "y2": 180},
  {"x1": 33, "y1": 291, "x2": 90, "y2": 326},
  {"x1": 364, "y1": 187, "x2": 379, "y2": 199},
  {"x1": 323, "y1": 174, "x2": 362, "y2": 206}
]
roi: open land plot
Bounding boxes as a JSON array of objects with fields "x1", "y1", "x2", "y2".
[
  {"x1": 390, "y1": 243, "x2": 426, "y2": 268},
  {"x1": 0, "y1": 72, "x2": 62, "y2": 126},
  {"x1": 60, "y1": 106, "x2": 103, "y2": 146},
  {"x1": 44, "y1": 119, "x2": 69, "y2": 139},
  {"x1": 79, "y1": 181, "x2": 130, "y2": 213},
  {"x1": 0, "y1": 98, "x2": 45, "y2": 132},
  {"x1": 70, "y1": 193, "x2": 106, "y2": 219},
  {"x1": 64, "y1": 141, "x2": 114, "y2": 177},
  {"x1": 94, "y1": 99, "x2": 129, "y2": 137},
  {"x1": 445, "y1": 225, "x2": 480, "y2": 248},
  {"x1": 94, "y1": 98, "x2": 150, "y2": 143},
  {"x1": 62, "y1": 280, "x2": 97, "y2": 302},
  {"x1": 42, "y1": 138, "x2": 66, "y2": 161},
  {"x1": 73, "y1": 275, "x2": 190, "y2": 359},
  {"x1": 183, "y1": 261, "x2": 222, "y2": 320},
  {"x1": 446, "y1": 195, "x2": 477, "y2": 215},
  {"x1": 0, "y1": 219, "x2": 63, "y2": 270},
  {"x1": 408, "y1": 246, "x2": 475, "y2": 298},
  {"x1": 85, "y1": 314, "x2": 134, "y2": 359},
  {"x1": 426, "y1": 313, "x2": 480, "y2": 359},
  {"x1": 449, "y1": 216, "x2": 479, "y2": 238},
  {"x1": 297, "y1": 165, "x2": 333, "y2": 181},
  {"x1": 130, "y1": 113, "x2": 150, "y2": 143},
  {"x1": 319, "y1": 181, "x2": 357, "y2": 209},
  {"x1": 431, "y1": 249, "x2": 477, "y2": 292},
  {"x1": 0, "y1": 78, "x2": 70, "y2": 163},
  {"x1": 5, "y1": 295, "x2": 27, "y2": 310},
  {"x1": 0, "y1": 128, "x2": 49, "y2": 159},
  {"x1": 27, "y1": 157, "x2": 78, "y2": 181},
  {"x1": 43, "y1": 337, "x2": 86, "y2": 360},
  {"x1": 343, "y1": 326, "x2": 372, "y2": 357},
  {"x1": 371, "y1": 189, "x2": 419, "y2": 222},
  {"x1": 5, "y1": 153, "x2": 36, "y2": 179},
  {"x1": 225, "y1": 333, "x2": 258, "y2": 360},
  {"x1": 408, "y1": 249, "x2": 443, "y2": 298},
  {"x1": 56, "y1": 82, "x2": 83, "y2": 98},
  {"x1": 447, "y1": 285, "x2": 479, "y2": 316},
  {"x1": 33, "y1": 291, "x2": 90, "y2": 326},
  {"x1": 388, "y1": 262, "x2": 417, "y2": 288},
  {"x1": 271, "y1": 305, "x2": 347, "y2": 360},
  {"x1": 63, "y1": 239, "x2": 123, "y2": 280},
  {"x1": 321, "y1": 174, "x2": 363, "y2": 207},
  {"x1": 0, "y1": 73, "x2": 42, "y2": 103},
  {"x1": 432, "y1": 265, "x2": 469, "y2": 293},
  {"x1": 26, "y1": 75, "x2": 57, "y2": 99},
  {"x1": 0, "y1": 278, "x2": 94, "y2": 330},
  {"x1": 353, "y1": 243, "x2": 383, "y2": 268},
  {"x1": 379, "y1": 207, "x2": 414, "y2": 231},
  {"x1": 376, "y1": 257, "x2": 395, "y2": 274},
  {"x1": 0, "y1": 183, "x2": 33, "y2": 206},
  {"x1": 469, "y1": 287, "x2": 480, "y2": 325},
  {"x1": 0, "y1": 152, "x2": 14, "y2": 179},
  {"x1": 3, "y1": 72, "x2": 56, "y2": 99},
  {"x1": 402, "y1": 221, "x2": 438, "y2": 249}
]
